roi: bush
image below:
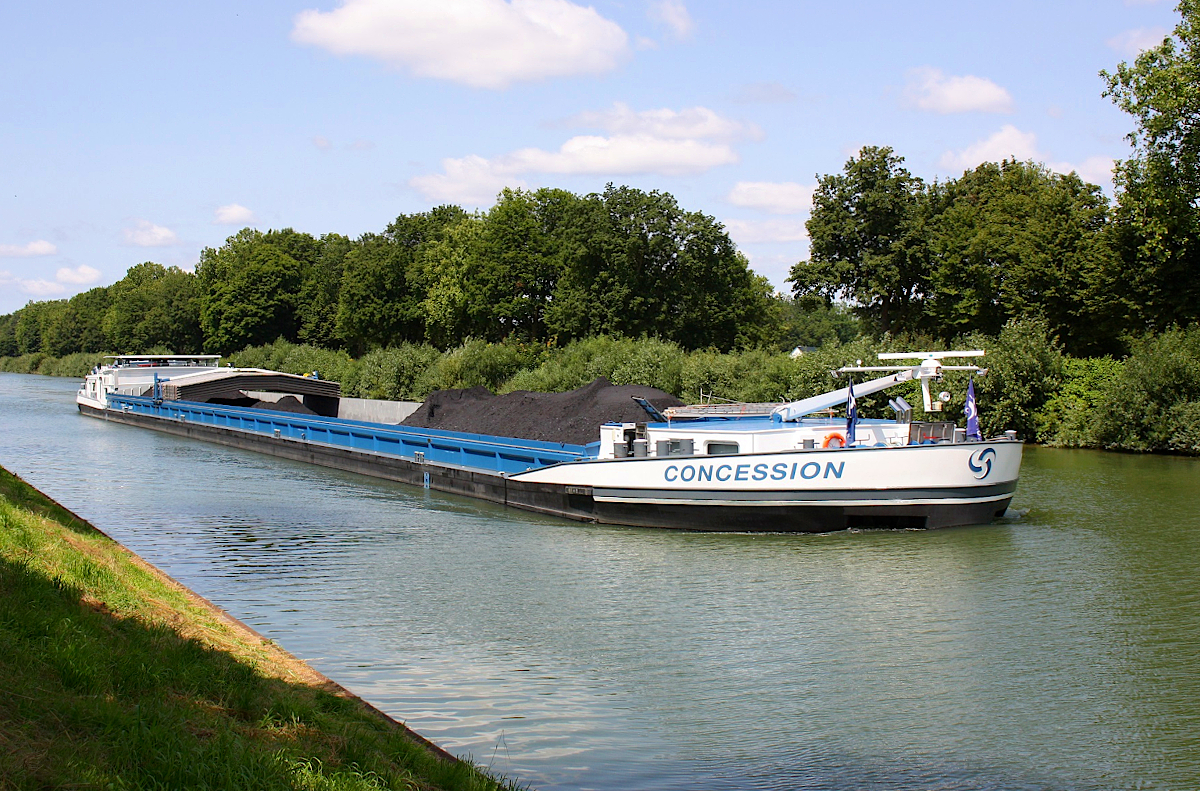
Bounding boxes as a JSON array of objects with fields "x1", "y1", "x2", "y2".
[
  {"x1": 680, "y1": 349, "x2": 787, "y2": 403},
  {"x1": 1035, "y1": 356, "x2": 1124, "y2": 446},
  {"x1": 960, "y1": 318, "x2": 1064, "y2": 439},
  {"x1": 1166, "y1": 401, "x2": 1200, "y2": 453},
  {"x1": 415, "y1": 338, "x2": 551, "y2": 394},
  {"x1": 0, "y1": 353, "x2": 47, "y2": 374},
  {"x1": 1091, "y1": 327, "x2": 1200, "y2": 453},
  {"x1": 679, "y1": 346, "x2": 853, "y2": 405},
  {"x1": 354, "y1": 344, "x2": 441, "y2": 401},
  {"x1": 501, "y1": 336, "x2": 686, "y2": 395},
  {"x1": 36, "y1": 352, "x2": 110, "y2": 378}
]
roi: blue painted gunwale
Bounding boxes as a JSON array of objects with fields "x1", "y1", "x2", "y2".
[{"x1": 107, "y1": 394, "x2": 592, "y2": 475}]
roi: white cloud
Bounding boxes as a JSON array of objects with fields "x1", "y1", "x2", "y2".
[
  {"x1": 123, "y1": 220, "x2": 180, "y2": 247},
  {"x1": 313, "y1": 135, "x2": 333, "y2": 150},
  {"x1": 410, "y1": 155, "x2": 530, "y2": 205},
  {"x1": 56, "y1": 264, "x2": 101, "y2": 285},
  {"x1": 0, "y1": 239, "x2": 57, "y2": 257},
  {"x1": 722, "y1": 218, "x2": 808, "y2": 245},
  {"x1": 1107, "y1": 27, "x2": 1168, "y2": 57},
  {"x1": 214, "y1": 204, "x2": 257, "y2": 225},
  {"x1": 0, "y1": 270, "x2": 65, "y2": 297},
  {"x1": 18, "y1": 279, "x2": 65, "y2": 297},
  {"x1": 648, "y1": 0, "x2": 693, "y2": 39},
  {"x1": 904, "y1": 67, "x2": 1013, "y2": 114},
  {"x1": 0, "y1": 261, "x2": 101, "y2": 298},
  {"x1": 1073, "y1": 155, "x2": 1117, "y2": 187},
  {"x1": 512, "y1": 134, "x2": 737, "y2": 175},
  {"x1": 1048, "y1": 155, "x2": 1117, "y2": 191},
  {"x1": 411, "y1": 104, "x2": 747, "y2": 203},
  {"x1": 940, "y1": 127, "x2": 1116, "y2": 191},
  {"x1": 938, "y1": 125, "x2": 1040, "y2": 171},
  {"x1": 727, "y1": 181, "x2": 815, "y2": 215},
  {"x1": 291, "y1": 0, "x2": 629, "y2": 89},
  {"x1": 738, "y1": 250, "x2": 800, "y2": 290},
  {"x1": 568, "y1": 102, "x2": 760, "y2": 142}
]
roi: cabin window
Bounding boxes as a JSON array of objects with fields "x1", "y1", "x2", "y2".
[{"x1": 707, "y1": 442, "x2": 740, "y2": 455}]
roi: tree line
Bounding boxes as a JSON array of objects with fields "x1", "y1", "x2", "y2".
[
  {"x1": 0, "y1": 186, "x2": 809, "y2": 359},
  {"x1": 791, "y1": 1, "x2": 1200, "y2": 358}
]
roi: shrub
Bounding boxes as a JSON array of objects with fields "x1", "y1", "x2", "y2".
[
  {"x1": 959, "y1": 318, "x2": 1064, "y2": 439},
  {"x1": 354, "y1": 344, "x2": 441, "y2": 401},
  {"x1": 1091, "y1": 327, "x2": 1200, "y2": 453},
  {"x1": 1167, "y1": 401, "x2": 1200, "y2": 453},
  {"x1": 36, "y1": 352, "x2": 110, "y2": 378},
  {"x1": 501, "y1": 336, "x2": 686, "y2": 395},
  {"x1": 1035, "y1": 356, "x2": 1124, "y2": 446},
  {"x1": 0, "y1": 353, "x2": 47, "y2": 374},
  {"x1": 416, "y1": 338, "x2": 550, "y2": 394},
  {"x1": 227, "y1": 339, "x2": 360, "y2": 394}
]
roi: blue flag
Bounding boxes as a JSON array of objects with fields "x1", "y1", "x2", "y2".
[
  {"x1": 846, "y1": 380, "x2": 857, "y2": 446},
  {"x1": 965, "y1": 376, "x2": 981, "y2": 441}
]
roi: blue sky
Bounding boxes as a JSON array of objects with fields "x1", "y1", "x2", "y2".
[{"x1": 0, "y1": 0, "x2": 1182, "y2": 316}]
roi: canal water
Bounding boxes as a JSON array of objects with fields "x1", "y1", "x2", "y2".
[{"x1": 1, "y1": 372, "x2": 1198, "y2": 790}]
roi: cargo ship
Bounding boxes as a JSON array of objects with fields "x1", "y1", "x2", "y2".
[{"x1": 76, "y1": 351, "x2": 1022, "y2": 532}]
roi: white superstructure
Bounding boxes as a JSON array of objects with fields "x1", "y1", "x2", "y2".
[{"x1": 76, "y1": 355, "x2": 221, "y2": 410}]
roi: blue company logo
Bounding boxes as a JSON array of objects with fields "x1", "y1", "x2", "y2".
[{"x1": 968, "y1": 447, "x2": 996, "y2": 479}]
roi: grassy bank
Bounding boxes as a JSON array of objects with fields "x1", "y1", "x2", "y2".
[{"x1": 0, "y1": 466, "x2": 518, "y2": 791}]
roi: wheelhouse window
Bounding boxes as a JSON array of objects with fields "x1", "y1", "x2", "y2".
[{"x1": 707, "y1": 442, "x2": 740, "y2": 455}]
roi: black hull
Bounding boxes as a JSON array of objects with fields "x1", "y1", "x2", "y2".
[{"x1": 79, "y1": 404, "x2": 1011, "y2": 532}]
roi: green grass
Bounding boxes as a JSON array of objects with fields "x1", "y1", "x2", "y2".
[{"x1": 0, "y1": 466, "x2": 521, "y2": 791}]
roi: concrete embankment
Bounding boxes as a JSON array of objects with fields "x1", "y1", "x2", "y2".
[{"x1": 0, "y1": 465, "x2": 517, "y2": 791}]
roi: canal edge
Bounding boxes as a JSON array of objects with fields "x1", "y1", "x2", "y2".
[{"x1": 1, "y1": 467, "x2": 463, "y2": 767}]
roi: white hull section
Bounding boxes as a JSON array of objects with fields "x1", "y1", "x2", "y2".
[{"x1": 513, "y1": 442, "x2": 1021, "y2": 507}]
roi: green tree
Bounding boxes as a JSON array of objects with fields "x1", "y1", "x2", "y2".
[
  {"x1": 1102, "y1": 0, "x2": 1200, "y2": 330},
  {"x1": 789, "y1": 146, "x2": 928, "y2": 334},
  {"x1": 66, "y1": 286, "x2": 113, "y2": 353},
  {"x1": 924, "y1": 160, "x2": 1116, "y2": 354},
  {"x1": 0, "y1": 312, "x2": 17, "y2": 357},
  {"x1": 471, "y1": 188, "x2": 577, "y2": 342},
  {"x1": 546, "y1": 185, "x2": 773, "y2": 350},
  {"x1": 104, "y1": 263, "x2": 201, "y2": 353},
  {"x1": 336, "y1": 207, "x2": 467, "y2": 353},
  {"x1": 297, "y1": 233, "x2": 352, "y2": 349},
  {"x1": 14, "y1": 301, "x2": 51, "y2": 355},
  {"x1": 262, "y1": 228, "x2": 323, "y2": 271},
  {"x1": 414, "y1": 217, "x2": 484, "y2": 348},
  {"x1": 34, "y1": 300, "x2": 74, "y2": 357},
  {"x1": 773, "y1": 294, "x2": 861, "y2": 350},
  {"x1": 197, "y1": 231, "x2": 303, "y2": 354}
]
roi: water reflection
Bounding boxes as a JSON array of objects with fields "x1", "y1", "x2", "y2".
[{"x1": 2, "y1": 372, "x2": 1198, "y2": 790}]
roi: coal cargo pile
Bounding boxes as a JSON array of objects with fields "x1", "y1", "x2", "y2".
[
  {"x1": 203, "y1": 394, "x2": 318, "y2": 415},
  {"x1": 402, "y1": 377, "x2": 685, "y2": 446}
]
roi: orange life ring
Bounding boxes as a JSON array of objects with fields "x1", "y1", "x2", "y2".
[{"x1": 822, "y1": 432, "x2": 846, "y2": 449}]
